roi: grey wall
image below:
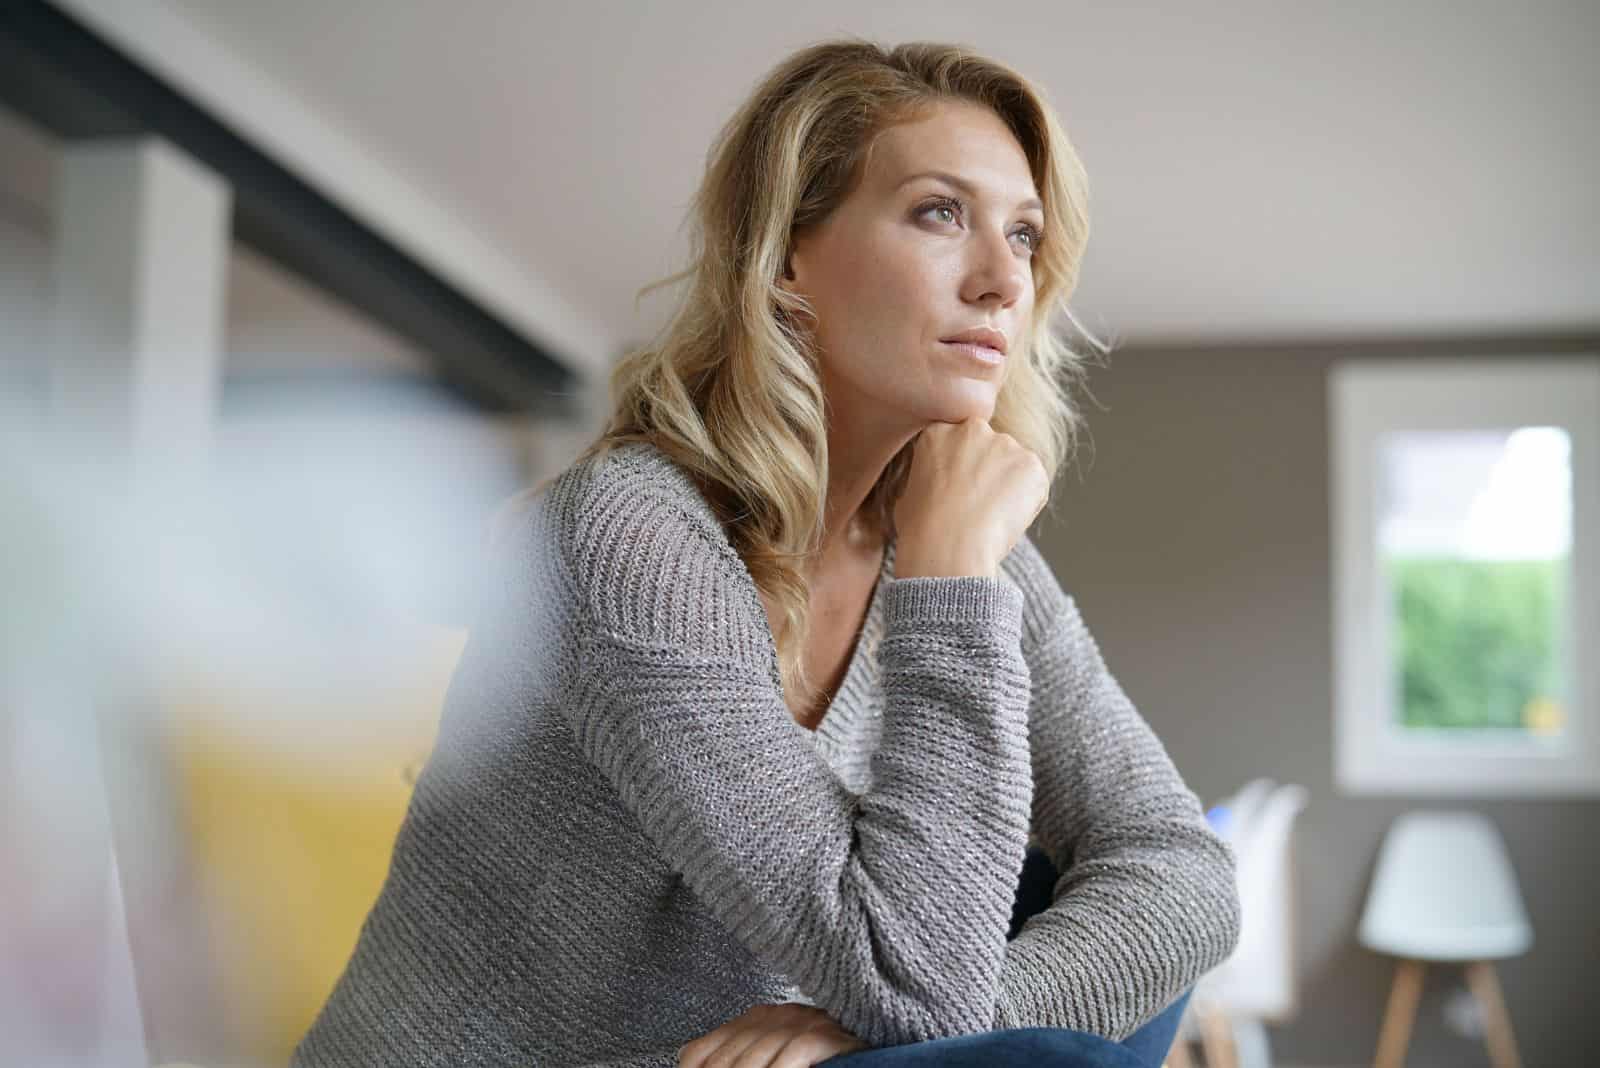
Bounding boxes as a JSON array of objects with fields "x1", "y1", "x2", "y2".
[{"x1": 1034, "y1": 337, "x2": 1600, "y2": 1068}]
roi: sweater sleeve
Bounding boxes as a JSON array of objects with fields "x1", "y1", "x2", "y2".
[
  {"x1": 991, "y1": 537, "x2": 1241, "y2": 1039},
  {"x1": 556, "y1": 473, "x2": 1035, "y2": 1049}
]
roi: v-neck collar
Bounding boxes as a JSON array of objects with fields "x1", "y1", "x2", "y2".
[{"x1": 810, "y1": 538, "x2": 895, "y2": 749}]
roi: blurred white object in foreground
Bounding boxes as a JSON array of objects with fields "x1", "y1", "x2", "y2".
[
  {"x1": 1181, "y1": 778, "x2": 1309, "y2": 1068},
  {"x1": 2, "y1": 378, "x2": 528, "y2": 1065}
]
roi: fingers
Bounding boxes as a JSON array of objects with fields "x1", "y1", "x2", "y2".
[
  {"x1": 679, "y1": 1024, "x2": 822, "y2": 1068},
  {"x1": 705, "y1": 1028, "x2": 769, "y2": 1068},
  {"x1": 679, "y1": 1022, "x2": 747, "y2": 1068},
  {"x1": 775, "y1": 1032, "x2": 868, "y2": 1068},
  {"x1": 678, "y1": 1005, "x2": 799, "y2": 1068},
  {"x1": 725, "y1": 1029, "x2": 793, "y2": 1067},
  {"x1": 721, "y1": 1030, "x2": 860, "y2": 1068},
  {"x1": 678, "y1": 1004, "x2": 865, "y2": 1068}
]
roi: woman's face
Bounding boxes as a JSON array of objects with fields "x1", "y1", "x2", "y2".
[{"x1": 782, "y1": 100, "x2": 1042, "y2": 429}]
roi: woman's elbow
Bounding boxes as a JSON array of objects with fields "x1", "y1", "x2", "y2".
[
  {"x1": 1194, "y1": 833, "x2": 1243, "y2": 972},
  {"x1": 823, "y1": 946, "x2": 1005, "y2": 1048}
]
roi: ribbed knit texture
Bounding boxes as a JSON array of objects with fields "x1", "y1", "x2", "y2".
[{"x1": 292, "y1": 441, "x2": 1239, "y2": 1067}]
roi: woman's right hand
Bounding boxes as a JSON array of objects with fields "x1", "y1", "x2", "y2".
[
  {"x1": 892, "y1": 419, "x2": 1050, "y2": 580},
  {"x1": 677, "y1": 1002, "x2": 868, "y2": 1067}
]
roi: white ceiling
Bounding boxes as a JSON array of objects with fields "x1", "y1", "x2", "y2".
[{"x1": 116, "y1": 2, "x2": 1600, "y2": 364}]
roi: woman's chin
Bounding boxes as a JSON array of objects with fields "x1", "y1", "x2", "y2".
[{"x1": 925, "y1": 386, "x2": 999, "y2": 425}]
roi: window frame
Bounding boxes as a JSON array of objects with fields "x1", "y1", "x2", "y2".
[{"x1": 1329, "y1": 358, "x2": 1600, "y2": 797}]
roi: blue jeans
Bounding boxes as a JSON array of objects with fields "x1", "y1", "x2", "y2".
[{"x1": 822, "y1": 848, "x2": 1191, "y2": 1067}]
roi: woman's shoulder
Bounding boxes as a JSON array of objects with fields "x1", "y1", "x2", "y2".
[
  {"x1": 548, "y1": 439, "x2": 715, "y2": 518},
  {"x1": 523, "y1": 439, "x2": 768, "y2": 658},
  {"x1": 521, "y1": 439, "x2": 728, "y2": 556}
]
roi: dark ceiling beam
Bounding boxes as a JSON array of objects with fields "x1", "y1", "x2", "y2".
[{"x1": 0, "y1": 0, "x2": 580, "y2": 417}]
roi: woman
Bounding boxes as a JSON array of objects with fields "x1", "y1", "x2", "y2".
[{"x1": 294, "y1": 39, "x2": 1238, "y2": 1068}]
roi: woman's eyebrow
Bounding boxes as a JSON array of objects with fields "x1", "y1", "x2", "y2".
[{"x1": 895, "y1": 170, "x2": 1042, "y2": 213}]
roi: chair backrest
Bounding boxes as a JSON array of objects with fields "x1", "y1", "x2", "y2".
[
  {"x1": 1200, "y1": 780, "x2": 1309, "y2": 1021},
  {"x1": 1214, "y1": 777, "x2": 1275, "y2": 841},
  {"x1": 1358, "y1": 809, "x2": 1533, "y2": 961}
]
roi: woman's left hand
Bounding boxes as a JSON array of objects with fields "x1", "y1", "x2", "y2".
[{"x1": 677, "y1": 1002, "x2": 869, "y2": 1067}]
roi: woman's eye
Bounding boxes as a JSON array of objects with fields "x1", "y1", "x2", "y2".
[{"x1": 920, "y1": 198, "x2": 1042, "y2": 255}]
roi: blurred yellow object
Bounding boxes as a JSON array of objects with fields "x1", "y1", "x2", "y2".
[
  {"x1": 163, "y1": 623, "x2": 466, "y2": 1065},
  {"x1": 1520, "y1": 696, "x2": 1564, "y2": 735}
]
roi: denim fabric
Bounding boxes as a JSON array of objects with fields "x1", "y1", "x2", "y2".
[
  {"x1": 822, "y1": 847, "x2": 1191, "y2": 1067},
  {"x1": 821, "y1": 1025, "x2": 1152, "y2": 1067}
]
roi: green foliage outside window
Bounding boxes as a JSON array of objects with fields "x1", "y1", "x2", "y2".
[{"x1": 1388, "y1": 555, "x2": 1569, "y2": 732}]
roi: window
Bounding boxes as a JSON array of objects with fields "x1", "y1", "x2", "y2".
[{"x1": 1330, "y1": 359, "x2": 1600, "y2": 796}]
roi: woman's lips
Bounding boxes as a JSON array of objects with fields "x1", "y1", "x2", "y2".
[{"x1": 942, "y1": 340, "x2": 1006, "y2": 367}]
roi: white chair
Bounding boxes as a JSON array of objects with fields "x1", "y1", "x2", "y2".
[
  {"x1": 1359, "y1": 810, "x2": 1532, "y2": 1068},
  {"x1": 1178, "y1": 778, "x2": 1309, "y2": 1068}
]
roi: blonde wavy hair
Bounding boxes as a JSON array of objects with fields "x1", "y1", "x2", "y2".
[{"x1": 551, "y1": 38, "x2": 1098, "y2": 707}]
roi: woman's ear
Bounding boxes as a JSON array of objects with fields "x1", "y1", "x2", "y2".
[{"x1": 777, "y1": 234, "x2": 813, "y2": 294}]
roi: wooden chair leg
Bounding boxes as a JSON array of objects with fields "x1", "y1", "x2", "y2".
[
  {"x1": 1198, "y1": 1006, "x2": 1238, "y2": 1068},
  {"x1": 1374, "y1": 957, "x2": 1425, "y2": 1068},
  {"x1": 1465, "y1": 960, "x2": 1523, "y2": 1068}
]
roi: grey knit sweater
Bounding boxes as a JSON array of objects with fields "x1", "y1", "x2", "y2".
[{"x1": 293, "y1": 440, "x2": 1239, "y2": 1067}]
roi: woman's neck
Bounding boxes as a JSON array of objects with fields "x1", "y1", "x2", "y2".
[{"x1": 819, "y1": 395, "x2": 921, "y2": 563}]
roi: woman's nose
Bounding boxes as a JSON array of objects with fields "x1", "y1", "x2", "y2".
[{"x1": 960, "y1": 227, "x2": 1028, "y2": 308}]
